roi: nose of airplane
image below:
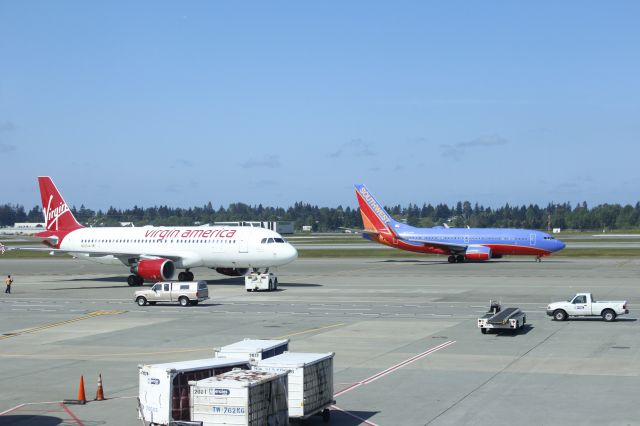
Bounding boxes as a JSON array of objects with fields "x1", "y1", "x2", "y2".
[
  {"x1": 556, "y1": 240, "x2": 566, "y2": 251},
  {"x1": 284, "y1": 243, "x2": 298, "y2": 263}
]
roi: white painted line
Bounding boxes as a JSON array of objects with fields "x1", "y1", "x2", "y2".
[
  {"x1": 309, "y1": 307, "x2": 372, "y2": 311},
  {"x1": 331, "y1": 405, "x2": 380, "y2": 426},
  {"x1": 0, "y1": 403, "x2": 25, "y2": 415},
  {"x1": 335, "y1": 340, "x2": 456, "y2": 397},
  {"x1": 0, "y1": 400, "x2": 67, "y2": 416}
]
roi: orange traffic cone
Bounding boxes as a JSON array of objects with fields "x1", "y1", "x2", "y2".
[
  {"x1": 77, "y1": 375, "x2": 87, "y2": 404},
  {"x1": 95, "y1": 374, "x2": 105, "y2": 401}
]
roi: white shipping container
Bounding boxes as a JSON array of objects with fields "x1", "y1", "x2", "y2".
[
  {"x1": 138, "y1": 358, "x2": 249, "y2": 425},
  {"x1": 214, "y1": 339, "x2": 289, "y2": 363},
  {"x1": 190, "y1": 369, "x2": 289, "y2": 426},
  {"x1": 254, "y1": 352, "x2": 334, "y2": 420}
]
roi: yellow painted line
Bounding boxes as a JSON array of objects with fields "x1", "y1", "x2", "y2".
[
  {"x1": 0, "y1": 310, "x2": 125, "y2": 340},
  {"x1": 0, "y1": 321, "x2": 345, "y2": 358},
  {"x1": 272, "y1": 322, "x2": 345, "y2": 340},
  {"x1": 0, "y1": 347, "x2": 213, "y2": 359}
]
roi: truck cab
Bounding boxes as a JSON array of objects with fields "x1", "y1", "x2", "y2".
[{"x1": 135, "y1": 281, "x2": 209, "y2": 307}]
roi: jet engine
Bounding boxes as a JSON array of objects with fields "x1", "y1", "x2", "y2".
[
  {"x1": 464, "y1": 245, "x2": 492, "y2": 261},
  {"x1": 215, "y1": 267, "x2": 250, "y2": 277},
  {"x1": 131, "y1": 259, "x2": 175, "y2": 281}
]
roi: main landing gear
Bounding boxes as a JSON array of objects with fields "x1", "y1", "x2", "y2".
[
  {"x1": 127, "y1": 275, "x2": 144, "y2": 286},
  {"x1": 178, "y1": 270, "x2": 195, "y2": 281},
  {"x1": 535, "y1": 256, "x2": 542, "y2": 263},
  {"x1": 448, "y1": 255, "x2": 465, "y2": 263}
]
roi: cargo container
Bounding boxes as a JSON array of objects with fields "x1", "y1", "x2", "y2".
[
  {"x1": 213, "y1": 339, "x2": 289, "y2": 363},
  {"x1": 190, "y1": 369, "x2": 289, "y2": 426},
  {"x1": 254, "y1": 352, "x2": 334, "y2": 422},
  {"x1": 138, "y1": 358, "x2": 250, "y2": 425}
]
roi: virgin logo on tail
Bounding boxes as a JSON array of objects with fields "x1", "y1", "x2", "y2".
[{"x1": 44, "y1": 194, "x2": 71, "y2": 231}]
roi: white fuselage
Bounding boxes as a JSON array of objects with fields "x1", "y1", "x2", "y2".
[{"x1": 58, "y1": 226, "x2": 298, "y2": 269}]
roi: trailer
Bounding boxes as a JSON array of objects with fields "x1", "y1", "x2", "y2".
[
  {"x1": 138, "y1": 358, "x2": 250, "y2": 425},
  {"x1": 214, "y1": 338, "x2": 289, "y2": 364},
  {"x1": 477, "y1": 301, "x2": 526, "y2": 334},
  {"x1": 190, "y1": 369, "x2": 289, "y2": 426},
  {"x1": 254, "y1": 352, "x2": 335, "y2": 423}
]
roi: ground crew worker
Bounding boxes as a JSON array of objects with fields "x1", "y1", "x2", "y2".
[{"x1": 5, "y1": 275, "x2": 12, "y2": 294}]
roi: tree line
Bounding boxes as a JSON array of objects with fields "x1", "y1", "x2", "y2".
[{"x1": 1, "y1": 200, "x2": 639, "y2": 231}]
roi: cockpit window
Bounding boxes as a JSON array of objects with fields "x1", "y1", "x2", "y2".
[
  {"x1": 544, "y1": 236, "x2": 555, "y2": 240},
  {"x1": 261, "y1": 238, "x2": 267, "y2": 244},
  {"x1": 274, "y1": 238, "x2": 285, "y2": 243},
  {"x1": 267, "y1": 238, "x2": 275, "y2": 243}
]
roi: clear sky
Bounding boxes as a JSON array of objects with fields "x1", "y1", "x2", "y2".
[{"x1": 1, "y1": 1, "x2": 639, "y2": 210}]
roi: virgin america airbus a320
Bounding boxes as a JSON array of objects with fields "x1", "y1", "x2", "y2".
[
  {"x1": 355, "y1": 184, "x2": 565, "y2": 262},
  {"x1": 5, "y1": 177, "x2": 297, "y2": 285}
]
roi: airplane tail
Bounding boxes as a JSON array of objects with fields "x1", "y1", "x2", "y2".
[
  {"x1": 354, "y1": 184, "x2": 399, "y2": 235},
  {"x1": 38, "y1": 176, "x2": 84, "y2": 232}
]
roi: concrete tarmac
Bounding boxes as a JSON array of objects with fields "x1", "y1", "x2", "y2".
[{"x1": 0, "y1": 257, "x2": 638, "y2": 425}]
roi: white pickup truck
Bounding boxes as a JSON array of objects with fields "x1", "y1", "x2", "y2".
[
  {"x1": 546, "y1": 293, "x2": 629, "y2": 322},
  {"x1": 134, "y1": 281, "x2": 209, "y2": 307}
]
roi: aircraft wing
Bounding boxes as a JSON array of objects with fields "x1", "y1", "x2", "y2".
[
  {"x1": 400, "y1": 237, "x2": 468, "y2": 254},
  {"x1": 1, "y1": 245, "x2": 188, "y2": 264}
]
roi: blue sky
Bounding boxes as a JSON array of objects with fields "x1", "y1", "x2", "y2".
[{"x1": 1, "y1": 1, "x2": 639, "y2": 210}]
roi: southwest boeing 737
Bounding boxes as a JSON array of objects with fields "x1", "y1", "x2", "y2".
[
  {"x1": 4, "y1": 177, "x2": 297, "y2": 285},
  {"x1": 355, "y1": 184, "x2": 565, "y2": 262}
]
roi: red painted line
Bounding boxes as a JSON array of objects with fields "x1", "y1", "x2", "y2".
[
  {"x1": 60, "y1": 403, "x2": 85, "y2": 426},
  {"x1": 331, "y1": 404, "x2": 380, "y2": 426},
  {"x1": 0, "y1": 403, "x2": 25, "y2": 416},
  {"x1": 335, "y1": 340, "x2": 456, "y2": 397}
]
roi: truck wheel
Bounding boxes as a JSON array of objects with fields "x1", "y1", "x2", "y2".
[
  {"x1": 179, "y1": 297, "x2": 189, "y2": 307},
  {"x1": 274, "y1": 277, "x2": 278, "y2": 290},
  {"x1": 553, "y1": 310, "x2": 567, "y2": 321},
  {"x1": 602, "y1": 309, "x2": 616, "y2": 322},
  {"x1": 480, "y1": 328, "x2": 487, "y2": 334},
  {"x1": 136, "y1": 296, "x2": 147, "y2": 306},
  {"x1": 322, "y1": 408, "x2": 331, "y2": 423}
]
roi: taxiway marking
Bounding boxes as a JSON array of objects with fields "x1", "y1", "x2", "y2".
[
  {"x1": 272, "y1": 322, "x2": 346, "y2": 339},
  {"x1": 0, "y1": 310, "x2": 125, "y2": 340},
  {"x1": 331, "y1": 404, "x2": 380, "y2": 426},
  {"x1": 335, "y1": 340, "x2": 456, "y2": 397}
]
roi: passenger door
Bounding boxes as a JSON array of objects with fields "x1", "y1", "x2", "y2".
[
  {"x1": 149, "y1": 283, "x2": 163, "y2": 303},
  {"x1": 567, "y1": 294, "x2": 588, "y2": 315},
  {"x1": 529, "y1": 233, "x2": 536, "y2": 246}
]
